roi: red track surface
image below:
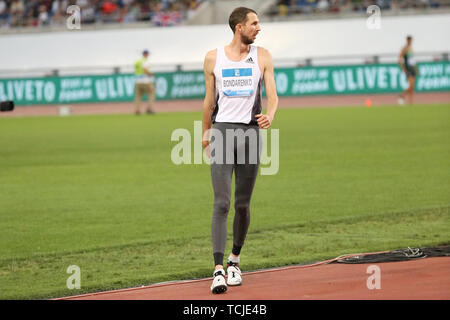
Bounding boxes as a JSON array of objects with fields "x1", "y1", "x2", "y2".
[
  {"x1": 59, "y1": 257, "x2": 449, "y2": 300},
  {"x1": 1, "y1": 92, "x2": 449, "y2": 118}
]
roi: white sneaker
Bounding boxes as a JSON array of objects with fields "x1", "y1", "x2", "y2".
[
  {"x1": 210, "y1": 269, "x2": 227, "y2": 294},
  {"x1": 397, "y1": 97, "x2": 405, "y2": 105},
  {"x1": 227, "y1": 265, "x2": 242, "y2": 286}
]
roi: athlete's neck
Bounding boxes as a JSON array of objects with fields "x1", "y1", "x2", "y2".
[{"x1": 227, "y1": 38, "x2": 251, "y2": 57}]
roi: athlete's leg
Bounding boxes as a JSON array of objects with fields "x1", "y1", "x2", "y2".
[
  {"x1": 210, "y1": 122, "x2": 234, "y2": 270},
  {"x1": 225, "y1": 125, "x2": 260, "y2": 286},
  {"x1": 210, "y1": 156, "x2": 232, "y2": 294},
  {"x1": 399, "y1": 69, "x2": 411, "y2": 105},
  {"x1": 146, "y1": 83, "x2": 155, "y2": 113},
  {"x1": 134, "y1": 84, "x2": 143, "y2": 114},
  {"x1": 408, "y1": 76, "x2": 415, "y2": 105},
  {"x1": 211, "y1": 162, "x2": 233, "y2": 269},
  {"x1": 231, "y1": 125, "x2": 261, "y2": 258}
]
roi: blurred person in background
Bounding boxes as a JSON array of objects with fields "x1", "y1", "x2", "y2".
[
  {"x1": 398, "y1": 35, "x2": 418, "y2": 105},
  {"x1": 38, "y1": 4, "x2": 50, "y2": 26},
  {"x1": 49, "y1": 0, "x2": 63, "y2": 26},
  {"x1": 418, "y1": 0, "x2": 430, "y2": 8},
  {"x1": 298, "y1": 0, "x2": 318, "y2": 14},
  {"x1": 277, "y1": 0, "x2": 293, "y2": 16},
  {"x1": 123, "y1": 0, "x2": 140, "y2": 22},
  {"x1": 151, "y1": 0, "x2": 182, "y2": 26},
  {"x1": 340, "y1": 0, "x2": 353, "y2": 12},
  {"x1": 117, "y1": 0, "x2": 133, "y2": 23},
  {"x1": 0, "y1": 0, "x2": 10, "y2": 28},
  {"x1": 10, "y1": 0, "x2": 25, "y2": 27},
  {"x1": 182, "y1": 0, "x2": 200, "y2": 19},
  {"x1": 24, "y1": 0, "x2": 40, "y2": 27},
  {"x1": 134, "y1": 49, "x2": 155, "y2": 115},
  {"x1": 430, "y1": 0, "x2": 442, "y2": 8},
  {"x1": 77, "y1": 0, "x2": 95, "y2": 24},
  {"x1": 351, "y1": 0, "x2": 364, "y2": 12},
  {"x1": 316, "y1": 0, "x2": 329, "y2": 12},
  {"x1": 328, "y1": 0, "x2": 342, "y2": 12},
  {"x1": 100, "y1": 0, "x2": 118, "y2": 23}
]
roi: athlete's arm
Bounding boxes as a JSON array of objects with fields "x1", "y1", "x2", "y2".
[
  {"x1": 398, "y1": 46, "x2": 407, "y2": 73},
  {"x1": 255, "y1": 47, "x2": 278, "y2": 129},
  {"x1": 202, "y1": 50, "x2": 217, "y2": 149},
  {"x1": 143, "y1": 64, "x2": 154, "y2": 77},
  {"x1": 143, "y1": 68, "x2": 154, "y2": 77}
]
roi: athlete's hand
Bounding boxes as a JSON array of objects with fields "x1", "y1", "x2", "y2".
[
  {"x1": 202, "y1": 135, "x2": 211, "y2": 158},
  {"x1": 255, "y1": 114, "x2": 273, "y2": 129},
  {"x1": 204, "y1": 144, "x2": 211, "y2": 158}
]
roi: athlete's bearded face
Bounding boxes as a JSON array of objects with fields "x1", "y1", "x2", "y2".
[{"x1": 238, "y1": 13, "x2": 261, "y2": 45}]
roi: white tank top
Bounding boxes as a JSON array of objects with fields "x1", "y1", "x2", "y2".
[{"x1": 212, "y1": 45, "x2": 263, "y2": 125}]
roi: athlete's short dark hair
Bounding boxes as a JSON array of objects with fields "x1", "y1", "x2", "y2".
[
  {"x1": 229, "y1": 7, "x2": 257, "y2": 33},
  {"x1": 407, "y1": 35, "x2": 412, "y2": 40}
]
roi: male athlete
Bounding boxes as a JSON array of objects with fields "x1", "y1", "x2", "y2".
[
  {"x1": 202, "y1": 7, "x2": 278, "y2": 294},
  {"x1": 398, "y1": 35, "x2": 418, "y2": 105}
]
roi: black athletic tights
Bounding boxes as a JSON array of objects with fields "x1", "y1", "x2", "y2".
[{"x1": 209, "y1": 122, "x2": 261, "y2": 267}]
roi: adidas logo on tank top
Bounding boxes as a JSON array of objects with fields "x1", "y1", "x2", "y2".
[{"x1": 245, "y1": 57, "x2": 254, "y2": 64}]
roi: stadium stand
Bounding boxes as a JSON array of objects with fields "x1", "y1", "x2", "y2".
[
  {"x1": 0, "y1": 0, "x2": 204, "y2": 29},
  {"x1": 1, "y1": 0, "x2": 449, "y2": 30},
  {"x1": 267, "y1": 0, "x2": 449, "y2": 18}
]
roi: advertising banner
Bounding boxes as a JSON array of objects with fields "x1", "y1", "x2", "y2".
[{"x1": 0, "y1": 62, "x2": 448, "y2": 106}]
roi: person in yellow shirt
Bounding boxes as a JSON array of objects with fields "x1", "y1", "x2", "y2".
[{"x1": 134, "y1": 49, "x2": 155, "y2": 115}]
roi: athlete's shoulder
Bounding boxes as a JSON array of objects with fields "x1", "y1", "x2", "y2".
[
  {"x1": 257, "y1": 46, "x2": 273, "y2": 68},
  {"x1": 256, "y1": 46, "x2": 271, "y2": 54},
  {"x1": 205, "y1": 49, "x2": 218, "y2": 62},
  {"x1": 400, "y1": 44, "x2": 408, "y2": 54},
  {"x1": 257, "y1": 46, "x2": 273, "y2": 60},
  {"x1": 204, "y1": 49, "x2": 218, "y2": 72}
]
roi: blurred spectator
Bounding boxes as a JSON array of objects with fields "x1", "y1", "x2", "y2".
[
  {"x1": 123, "y1": 1, "x2": 140, "y2": 22},
  {"x1": 10, "y1": 0, "x2": 25, "y2": 27},
  {"x1": 277, "y1": 0, "x2": 293, "y2": 16},
  {"x1": 183, "y1": 0, "x2": 199, "y2": 19},
  {"x1": 0, "y1": 0, "x2": 10, "y2": 28},
  {"x1": 339, "y1": 0, "x2": 352, "y2": 12},
  {"x1": 328, "y1": 0, "x2": 341, "y2": 12},
  {"x1": 49, "y1": 0, "x2": 62, "y2": 25},
  {"x1": 38, "y1": 4, "x2": 50, "y2": 26},
  {"x1": 24, "y1": 1, "x2": 39, "y2": 27},
  {"x1": 75, "y1": 0, "x2": 93, "y2": 24},
  {"x1": 316, "y1": 0, "x2": 329, "y2": 11},
  {"x1": 101, "y1": 0, "x2": 118, "y2": 23},
  {"x1": 351, "y1": 0, "x2": 365, "y2": 12},
  {"x1": 292, "y1": 0, "x2": 318, "y2": 14},
  {"x1": 430, "y1": 0, "x2": 442, "y2": 8}
]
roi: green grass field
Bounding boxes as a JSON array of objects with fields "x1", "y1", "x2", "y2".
[{"x1": 0, "y1": 103, "x2": 449, "y2": 299}]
